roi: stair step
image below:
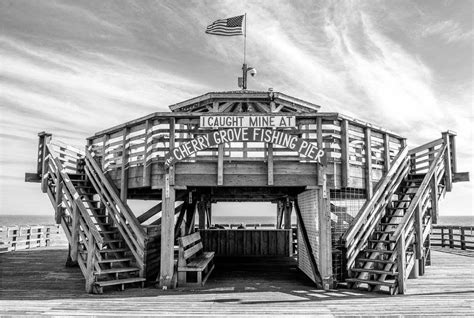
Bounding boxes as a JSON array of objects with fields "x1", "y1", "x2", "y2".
[
  {"x1": 374, "y1": 230, "x2": 394, "y2": 234},
  {"x1": 346, "y1": 278, "x2": 396, "y2": 287},
  {"x1": 358, "y1": 258, "x2": 396, "y2": 264},
  {"x1": 363, "y1": 249, "x2": 395, "y2": 254},
  {"x1": 401, "y1": 185, "x2": 420, "y2": 189},
  {"x1": 95, "y1": 267, "x2": 140, "y2": 275},
  {"x1": 393, "y1": 199, "x2": 412, "y2": 202},
  {"x1": 101, "y1": 230, "x2": 118, "y2": 235},
  {"x1": 103, "y1": 239, "x2": 123, "y2": 243},
  {"x1": 380, "y1": 223, "x2": 399, "y2": 226},
  {"x1": 387, "y1": 207, "x2": 408, "y2": 210},
  {"x1": 395, "y1": 192, "x2": 415, "y2": 196},
  {"x1": 99, "y1": 248, "x2": 128, "y2": 253},
  {"x1": 95, "y1": 277, "x2": 146, "y2": 287},
  {"x1": 352, "y1": 268, "x2": 398, "y2": 276},
  {"x1": 98, "y1": 257, "x2": 132, "y2": 264},
  {"x1": 368, "y1": 239, "x2": 393, "y2": 244}
]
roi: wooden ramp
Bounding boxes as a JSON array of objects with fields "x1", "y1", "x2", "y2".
[{"x1": 0, "y1": 247, "x2": 472, "y2": 316}]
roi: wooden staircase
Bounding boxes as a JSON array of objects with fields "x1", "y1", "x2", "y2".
[
  {"x1": 342, "y1": 131, "x2": 467, "y2": 295},
  {"x1": 33, "y1": 133, "x2": 147, "y2": 294}
]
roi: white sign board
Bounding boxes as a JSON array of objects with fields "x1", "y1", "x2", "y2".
[{"x1": 200, "y1": 115, "x2": 296, "y2": 128}]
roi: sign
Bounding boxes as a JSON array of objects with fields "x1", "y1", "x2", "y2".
[
  {"x1": 164, "y1": 127, "x2": 324, "y2": 168},
  {"x1": 200, "y1": 115, "x2": 296, "y2": 128}
]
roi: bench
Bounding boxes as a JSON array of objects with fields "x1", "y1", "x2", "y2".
[{"x1": 177, "y1": 232, "x2": 215, "y2": 286}]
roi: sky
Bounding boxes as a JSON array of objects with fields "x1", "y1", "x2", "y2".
[{"x1": 0, "y1": 0, "x2": 472, "y2": 218}]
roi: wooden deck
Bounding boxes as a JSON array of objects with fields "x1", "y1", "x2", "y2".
[{"x1": 0, "y1": 247, "x2": 473, "y2": 316}]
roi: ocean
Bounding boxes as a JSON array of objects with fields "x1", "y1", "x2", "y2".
[{"x1": 0, "y1": 214, "x2": 472, "y2": 227}]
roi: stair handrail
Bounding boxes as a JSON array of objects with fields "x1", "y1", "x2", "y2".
[
  {"x1": 342, "y1": 146, "x2": 409, "y2": 268},
  {"x1": 83, "y1": 149, "x2": 146, "y2": 271},
  {"x1": 390, "y1": 142, "x2": 447, "y2": 243},
  {"x1": 44, "y1": 143, "x2": 104, "y2": 245}
]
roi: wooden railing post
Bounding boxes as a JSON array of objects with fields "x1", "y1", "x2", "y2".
[
  {"x1": 54, "y1": 174, "x2": 63, "y2": 224},
  {"x1": 365, "y1": 127, "x2": 373, "y2": 199},
  {"x1": 120, "y1": 127, "x2": 130, "y2": 202},
  {"x1": 460, "y1": 228, "x2": 466, "y2": 250},
  {"x1": 341, "y1": 119, "x2": 349, "y2": 188},
  {"x1": 396, "y1": 229, "x2": 406, "y2": 294},
  {"x1": 448, "y1": 228, "x2": 454, "y2": 248},
  {"x1": 441, "y1": 228, "x2": 445, "y2": 247},
  {"x1": 39, "y1": 132, "x2": 52, "y2": 193},
  {"x1": 442, "y1": 132, "x2": 453, "y2": 192}
]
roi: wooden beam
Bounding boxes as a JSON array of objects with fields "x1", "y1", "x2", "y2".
[
  {"x1": 120, "y1": 128, "x2": 129, "y2": 202},
  {"x1": 142, "y1": 119, "x2": 152, "y2": 187},
  {"x1": 137, "y1": 202, "x2": 162, "y2": 224},
  {"x1": 383, "y1": 133, "x2": 390, "y2": 172},
  {"x1": 365, "y1": 127, "x2": 373, "y2": 199},
  {"x1": 453, "y1": 172, "x2": 469, "y2": 183},
  {"x1": 430, "y1": 175, "x2": 439, "y2": 224},
  {"x1": 174, "y1": 200, "x2": 189, "y2": 238},
  {"x1": 294, "y1": 198, "x2": 323, "y2": 288},
  {"x1": 158, "y1": 175, "x2": 175, "y2": 289},
  {"x1": 54, "y1": 176, "x2": 63, "y2": 224},
  {"x1": 185, "y1": 200, "x2": 197, "y2": 234},
  {"x1": 267, "y1": 143, "x2": 274, "y2": 185},
  {"x1": 341, "y1": 120, "x2": 349, "y2": 188}
]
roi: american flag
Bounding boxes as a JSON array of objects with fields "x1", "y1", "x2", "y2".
[{"x1": 205, "y1": 15, "x2": 244, "y2": 36}]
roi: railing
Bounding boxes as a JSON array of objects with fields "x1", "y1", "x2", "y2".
[
  {"x1": 83, "y1": 148, "x2": 147, "y2": 275},
  {"x1": 42, "y1": 141, "x2": 106, "y2": 292},
  {"x1": 431, "y1": 225, "x2": 474, "y2": 250},
  {"x1": 86, "y1": 113, "x2": 405, "y2": 189},
  {"x1": 342, "y1": 145, "x2": 409, "y2": 270},
  {"x1": 0, "y1": 224, "x2": 66, "y2": 252},
  {"x1": 390, "y1": 132, "x2": 456, "y2": 293}
]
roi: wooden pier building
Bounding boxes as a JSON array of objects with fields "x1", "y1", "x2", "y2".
[{"x1": 25, "y1": 90, "x2": 469, "y2": 294}]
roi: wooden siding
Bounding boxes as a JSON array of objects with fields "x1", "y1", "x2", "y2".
[{"x1": 199, "y1": 229, "x2": 292, "y2": 257}]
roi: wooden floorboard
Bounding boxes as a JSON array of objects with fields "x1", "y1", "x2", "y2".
[{"x1": 0, "y1": 247, "x2": 473, "y2": 316}]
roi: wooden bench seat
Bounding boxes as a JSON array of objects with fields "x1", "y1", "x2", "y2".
[{"x1": 177, "y1": 232, "x2": 215, "y2": 286}]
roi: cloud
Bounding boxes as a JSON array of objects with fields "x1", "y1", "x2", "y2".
[{"x1": 422, "y1": 20, "x2": 473, "y2": 44}]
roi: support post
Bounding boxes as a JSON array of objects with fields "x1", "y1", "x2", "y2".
[
  {"x1": 158, "y1": 173, "x2": 175, "y2": 289},
  {"x1": 284, "y1": 198, "x2": 292, "y2": 230},
  {"x1": 70, "y1": 204, "x2": 80, "y2": 263},
  {"x1": 318, "y1": 178, "x2": 333, "y2": 289},
  {"x1": 448, "y1": 228, "x2": 454, "y2": 248},
  {"x1": 316, "y1": 117, "x2": 324, "y2": 186},
  {"x1": 365, "y1": 127, "x2": 373, "y2": 199},
  {"x1": 276, "y1": 200, "x2": 283, "y2": 229},
  {"x1": 217, "y1": 144, "x2": 224, "y2": 185},
  {"x1": 198, "y1": 201, "x2": 206, "y2": 230},
  {"x1": 85, "y1": 232, "x2": 96, "y2": 293},
  {"x1": 267, "y1": 143, "x2": 274, "y2": 185},
  {"x1": 185, "y1": 199, "x2": 197, "y2": 234},
  {"x1": 396, "y1": 230, "x2": 406, "y2": 294}
]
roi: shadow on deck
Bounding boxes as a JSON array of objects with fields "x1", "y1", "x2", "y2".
[{"x1": 0, "y1": 247, "x2": 473, "y2": 316}]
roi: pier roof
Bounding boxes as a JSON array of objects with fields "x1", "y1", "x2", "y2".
[{"x1": 168, "y1": 90, "x2": 321, "y2": 113}]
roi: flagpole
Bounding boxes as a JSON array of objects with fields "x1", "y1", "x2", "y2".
[
  {"x1": 242, "y1": 13, "x2": 247, "y2": 89},
  {"x1": 244, "y1": 13, "x2": 247, "y2": 65}
]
